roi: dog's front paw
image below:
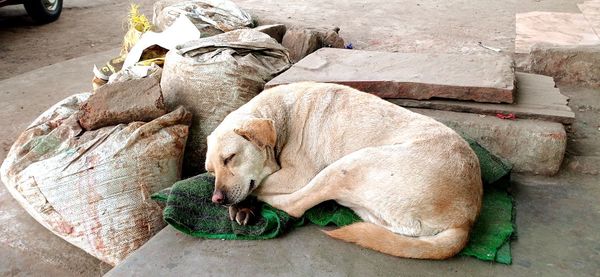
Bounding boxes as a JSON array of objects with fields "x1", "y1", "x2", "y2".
[{"x1": 228, "y1": 205, "x2": 255, "y2": 226}]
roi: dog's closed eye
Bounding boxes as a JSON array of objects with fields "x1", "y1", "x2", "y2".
[{"x1": 223, "y1": 154, "x2": 236, "y2": 165}]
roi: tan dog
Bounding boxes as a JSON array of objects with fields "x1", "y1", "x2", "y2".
[{"x1": 205, "y1": 82, "x2": 482, "y2": 259}]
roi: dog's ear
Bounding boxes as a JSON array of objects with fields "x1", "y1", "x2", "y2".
[{"x1": 234, "y1": 118, "x2": 276, "y2": 148}]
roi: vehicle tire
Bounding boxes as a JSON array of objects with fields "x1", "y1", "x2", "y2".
[{"x1": 24, "y1": 0, "x2": 62, "y2": 24}]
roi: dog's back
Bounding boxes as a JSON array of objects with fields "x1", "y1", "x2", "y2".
[
  {"x1": 228, "y1": 82, "x2": 483, "y2": 259},
  {"x1": 247, "y1": 82, "x2": 464, "y2": 164}
]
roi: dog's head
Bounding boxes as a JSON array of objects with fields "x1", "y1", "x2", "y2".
[{"x1": 206, "y1": 118, "x2": 280, "y2": 205}]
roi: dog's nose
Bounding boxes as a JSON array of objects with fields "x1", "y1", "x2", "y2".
[{"x1": 212, "y1": 189, "x2": 225, "y2": 204}]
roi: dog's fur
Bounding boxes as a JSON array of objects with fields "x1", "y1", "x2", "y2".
[{"x1": 205, "y1": 82, "x2": 483, "y2": 259}]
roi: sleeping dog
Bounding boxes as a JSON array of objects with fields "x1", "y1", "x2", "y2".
[{"x1": 205, "y1": 82, "x2": 482, "y2": 259}]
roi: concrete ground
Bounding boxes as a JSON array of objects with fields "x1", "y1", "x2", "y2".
[
  {"x1": 107, "y1": 171, "x2": 600, "y2": 276},
  {"x1": 0, "y1": 0, "x2": 598, "y2": 276}
]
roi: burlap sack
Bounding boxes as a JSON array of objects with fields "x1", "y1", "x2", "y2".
[
  {"x1": 161, "y1": 29, "x2": 290, "y2": 175},
  {"x1": 0, "y1": 94, "x2": 191, "y2": 265}
]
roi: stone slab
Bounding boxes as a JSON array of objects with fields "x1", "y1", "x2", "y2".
[
  {"x1": 79, "y1": 69, "x2": 166, "y2": 131},
  {"x1": 266, "y1": 48, "x2": 516, "y2": 103},
  {"x1": 529, "y1": 44, "x2": 600, "y2": 88},
  {"x1": 578, "y1": 0, "x2": 600, "y2": 36},
  {"x1": 389, "y1": 72, "x2": 575, "y2": 124},
  {"x1": 409, "y1": 108, "x2": 566, "y2": 176},
  {"x1": 515, "y1": 11, "x2": 600, "y2": 54}
]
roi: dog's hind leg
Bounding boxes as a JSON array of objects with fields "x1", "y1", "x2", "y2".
[{"x1": 260, "y1": 143, "x2": 481, "y2": 259}]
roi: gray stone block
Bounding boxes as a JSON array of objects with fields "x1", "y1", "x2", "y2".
[
  {"x1": 79, "y1": 69, "x2": 166, "y2": 131},
  {"x1": 407, "y1": 108, "x2": 567, "y2": 175},
  {"x1": 389, "y1": 72, "x2": 575, "y2": 124},
  {"x1": 529, "y1": 44, "x2": 600, "y2": 88}
]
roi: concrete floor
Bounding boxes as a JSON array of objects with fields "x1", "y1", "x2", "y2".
[
  {"x1": 0, "y1": 0, "x2": 599, "y2": 276},
  {"x1": 106, "y1": 172, "x2": 600, "y2": 277}
]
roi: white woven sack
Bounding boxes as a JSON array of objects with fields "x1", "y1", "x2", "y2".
[{"x1": 0, "y1": 94, "x2": 191, "y2": 265}]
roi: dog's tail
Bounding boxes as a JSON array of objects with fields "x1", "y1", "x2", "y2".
[{"x1": 324, "y1": 222, "x2": 470, "y2": 259}]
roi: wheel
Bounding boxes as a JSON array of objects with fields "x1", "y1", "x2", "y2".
[{"x1": 24, "y1": 0, "x2": 62, "y2": 24}]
